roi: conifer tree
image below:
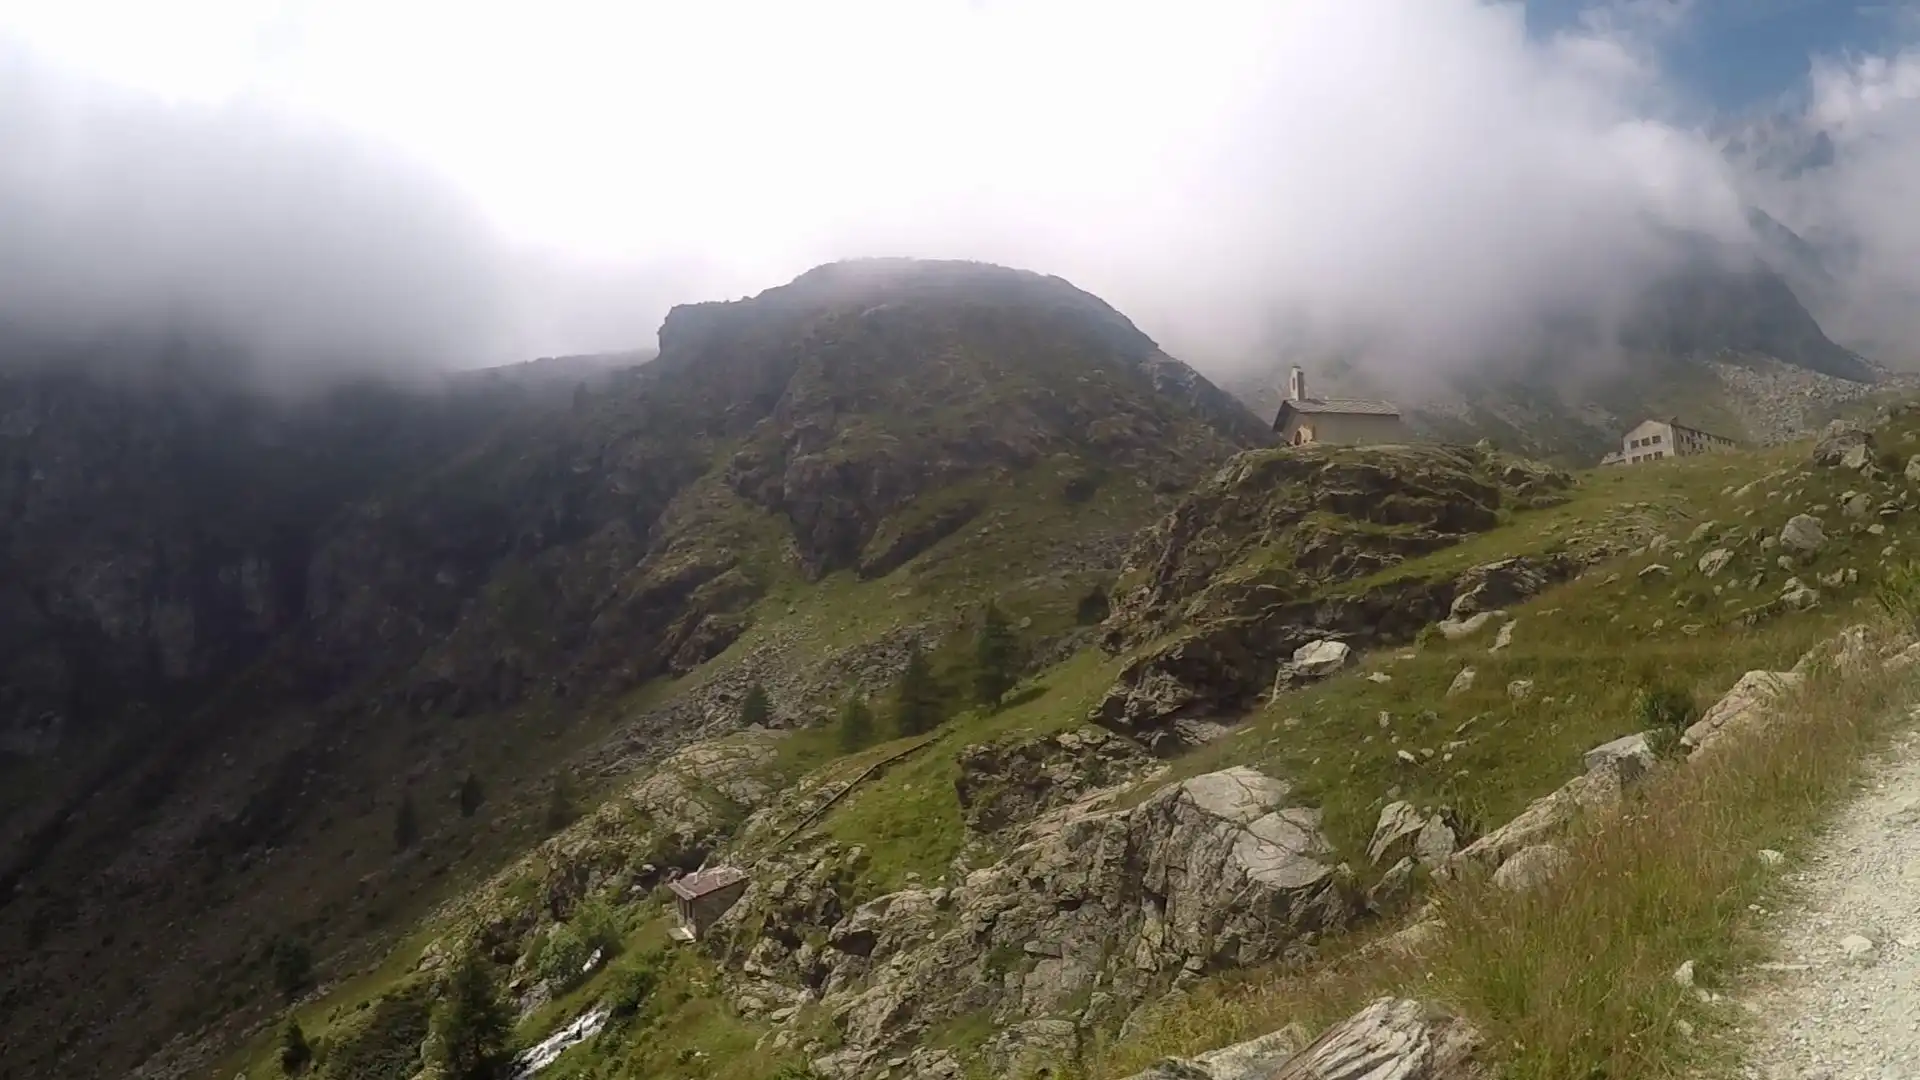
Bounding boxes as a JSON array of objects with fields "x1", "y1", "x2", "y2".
[
  {"x1": 277, "y1": 1014, "x2": 312, "y2": 1074},
  {"x1": 892, "y1": 643, "x2": 943, "y2": 737},
  {"x1": 458, "y1": 772, "x2": 485, "y2": 819},
  {"x1": 426, "y1": 944, "x2": 512, "y2": 1080},
  {"x1": 739, "y1": 682, "x2": 773, "y2": 727},
  {"x1": 972, "y1": 601, "x2": 1019, "y2": 708},
  {"x1": 837, "y1": 694, "x2": 876, "y2": 751},
  {"x1": 394, "y1": 792, "x2": 420, "y2": 851}
]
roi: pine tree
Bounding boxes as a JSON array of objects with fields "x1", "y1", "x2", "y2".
[
  {"x1": 837, "y1": 694, "x2": 876, "y2": 751},
  {"x1": 972, "y1": 601, "x2": 1020, "y2": 709},
  {"x1": 458, "y1": 772, "x2": 485, "y2": 818},
  {"x1": 277, "y1": 1014, "x2": 312, "y2": 1074},
  {"x1": 892, "y1": 643, "x2": 943, "y2": 737},
  {"x1": 394, "y1": 792, "x2": 420, "y2": 851},
  {"x1": 739, "y1": 682, "x2": 773, "y2": 727},
  {"x1": 426, "y1": 944, "x2": 512, "y2": 1080}
]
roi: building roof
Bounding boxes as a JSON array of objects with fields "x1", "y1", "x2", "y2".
[
  {"x1": 1631, "y1": 416, "x2": 1738, "y2": 444},
  {"x1": 1274, "y1": 397, "x2": 1402, "y2": 424},
  {"x1": 668, "y1": 866, "x2": 748, "y2": 900}
]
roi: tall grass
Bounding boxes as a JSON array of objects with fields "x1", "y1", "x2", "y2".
[{"x1": 1090, "y1": 624, "x2": 1914, "y2": 1080}]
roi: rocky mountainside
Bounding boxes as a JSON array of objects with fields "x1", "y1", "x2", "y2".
[{"x1": 0, "y1": 260, "x2": 1266, "y2": 1080}]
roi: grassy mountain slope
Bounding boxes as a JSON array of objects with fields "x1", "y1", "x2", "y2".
[
  {"x1": 199, "y1": 394, "x2": 1920, "y2": 1080},
  {"x1": 0, "y1": 260, "x2": 1265, "y2": 1080}
]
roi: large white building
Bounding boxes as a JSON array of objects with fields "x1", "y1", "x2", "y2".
[{"x1": 1600, "y1": 417, "x2": 1739, "y2": 466}]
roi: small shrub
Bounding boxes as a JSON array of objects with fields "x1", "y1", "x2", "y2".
[
  {"x1": 535, "y1": 923, "x2": 592, "y2": 989},
  {"x1": 1635, "y1": 684, "x2": 1699, "y2": 733},
  {"x1": 1644, "y1": 726, "x2": 1682, "y2": 759},
  {"x1": 1415, "y1": 624, "x2": 1441, "y2": 648},
  {"x1": 1875, "y1": 560, "x2": 1920, "y2": 631},
  {"x1": 572, "y1": 895, "x2": 626, "y2": 958},
  {"x1": 604, "y1": 950, "x2": 666, "y2": 1019}
]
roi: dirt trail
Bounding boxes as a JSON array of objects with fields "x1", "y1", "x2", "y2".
[{"x1": 1746, "y1": 724, "x2": 1920, "y2": 1080}]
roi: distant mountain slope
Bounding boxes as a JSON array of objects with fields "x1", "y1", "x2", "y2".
[
  {"x1": 0, "y1": 259, "x2": 1266, "y2": 1080},
  {"x1": 1227, "y1": 244, "x2": 1884, "y2": 465}
]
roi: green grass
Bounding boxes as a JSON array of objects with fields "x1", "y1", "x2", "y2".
[{"x1": 815, "y1": 648, "x2": 1121, "y2": 891}]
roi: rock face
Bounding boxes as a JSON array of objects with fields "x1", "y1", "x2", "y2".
[
  {"x1": 953, "y1": 727, "x2": 1156, "y2": 834},
  {"x1": 732, "y1": 767, "x2": 1351, "y2": 1069},
  {"x1": 1088, "y1": 444, "x2": 1579, "y2": 751},
  {"x1": 1123, "y1": 998, "x2": 1481, "y2": 1080}
]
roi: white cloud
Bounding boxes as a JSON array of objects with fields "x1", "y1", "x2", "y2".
[{"x1": 4, "y1": 0, "x2": 1882, "y2": 383}]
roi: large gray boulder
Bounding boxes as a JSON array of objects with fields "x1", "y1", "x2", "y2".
[
  {"x1": 1810, "y1": 421, "x2": 1873, "y2": 470},
  {"x1": 1292, "y1": 639, "x2": 1354, "y2": 679},
  {"x1": 1779, "y1": 515, "x2": 1826, "y2": 554}
]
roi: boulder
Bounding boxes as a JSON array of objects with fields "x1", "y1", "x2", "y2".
[
  {"x1": 1492, "y1": 843, "x2": 1568, "y2": 892},
  {"x1": 1366, "y1": 857, "x2": 1418, "y2": 911},
  {"x1": 1810, "y1": 421, "x2": 1872, "y2": 470},
  {"x1": 1122, "y1": 997, "x2": 1479, "y2": 1080},
  {"x1": 1843, "y1": 492, "x2": 1873, "y2": 519},
  {"x1": 1582, "y1": 732, "x2": 1656, "y2": 784},
  {"x1": 1450, "y1": 557, "x2": 1562, "y2": 619},
  {"x1": 1292, "y1": 639, "x2": 1354, "y2": 679},
  {"x1": 1447, "y1": 667, "x2": 1477, "y2": 697},
  {"x1": 1268, "y1": 998, "x2": 1480, "y2": 1080},
  {"x1": 1907, "y1": 455, "x2": 1920, "y2": 483},
  {"x1": 1488, "y1": 619, "x2": 1515, "y2": 653},
  {"x1": 1120, "y1": 1027, "x2": 1306, "y2": 1080},
  {"x1": 1413, "y1": 815, "x2": 1458, "y2": 867},
  {"x1": 1681, "y1": 670, "x2": 1803, "y2": 754},
  {"x1": 1696, "y1": 549, "x2": 1733, "y2": 577},
  {"x1": 1779, "y1": 515, "x2": 1826, "y2": 554},
  {"x1": 1791, "y1": 624, "x2": 1876, "y2": 677},
  {"x1": 1443, "y1": 756, "x2": 1639, "y2": 875},
  {"x1": 1437, "y1": 612, "x2": 1499, "y2": 641},
  {"x1": 1506, "y1": 679, "x2": 1534, "y2": 702},
  {"x1": 1367, "y1": 801, "x2": 1426, "y2": 865},
  {"x1": 1782, "y1": 584, "x2": 1821, "y2": 611}
]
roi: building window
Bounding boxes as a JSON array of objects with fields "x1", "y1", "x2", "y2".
[
  {"x1": 1655, "y1": 451, "x2": 1665, "y2": 459},
  {"x1": 1651, "y1": 434, "x2": 1662, "y2": 444}
]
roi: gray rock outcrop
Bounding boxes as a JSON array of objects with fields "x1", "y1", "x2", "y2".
[
  {"x1": 1122, "y1": 997, "x2": 1480, "y2": 1080},
  {"x1": 1682, "y1": 670, "x2": 1804, "y2": 755},
  {"x1": 737, "y1": 767, "x2": 1352, "y2": 1066}
]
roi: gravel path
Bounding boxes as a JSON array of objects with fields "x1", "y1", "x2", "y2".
[{"x1": 1745, "y1": 725, "x2": 1920, "y2": 1080}]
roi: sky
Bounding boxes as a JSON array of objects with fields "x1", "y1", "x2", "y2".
[{"x1": 6, "y1": 0, "x2": 1920, "y2": 385}]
